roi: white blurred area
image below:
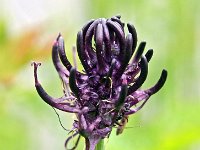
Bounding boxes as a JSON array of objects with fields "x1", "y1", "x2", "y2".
[{"x1": 1, "y1": 0, "x2": 85, "y2": 34}]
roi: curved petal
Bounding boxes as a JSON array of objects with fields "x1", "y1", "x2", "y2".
[
  {"x1": 131, "y1": 41, "x2": 146, "y2": 63},
  {"x1": 146, "y1": 69, "x2": 168, "y2": 95},
  {"x1": 145, "y1": 49, "x2": 153, "y2": 63},
  {"x1": 32, "y1": 62, "x2": 80, "y2": 113},
  {"x1": 57, "y1": 34, "x2": 72, "y2": 71},
  {"x1": 127, "y1": 23, "x2": 137, "y2": 53},
  {"x1": 106, "y1": 20, "x2": 125, "y2": 59},
  {"x1": 95, "y1": 23, "x2": 108, "y2": 75},
  {"x1": 128, "y1": 56, "x2": 148, "y2": 95}
]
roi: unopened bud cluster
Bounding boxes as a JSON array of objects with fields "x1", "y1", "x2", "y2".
[{"x1": 32, "y1": 15, "x2": 167, "y2": 150}]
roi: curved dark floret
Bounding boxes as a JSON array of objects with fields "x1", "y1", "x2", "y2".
[{"x1": 32, "y1": 15, "x2": 167, "y2": 150}]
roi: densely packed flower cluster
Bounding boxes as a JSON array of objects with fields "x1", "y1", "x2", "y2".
[{"x1": 32, "y1": 15, "x2": 167, "y2": 150}]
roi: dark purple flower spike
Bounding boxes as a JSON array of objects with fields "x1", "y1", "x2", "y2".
[{"x1": 32, "y1": 15, "x2": 167, "y2": 150}]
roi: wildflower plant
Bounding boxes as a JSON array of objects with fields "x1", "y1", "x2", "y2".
[{"x1": 32, "y1": 15, "x2": 167, "y2": 150}]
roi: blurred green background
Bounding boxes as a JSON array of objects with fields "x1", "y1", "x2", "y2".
[{"x1": 0, "y1": 0, "x2": 200, "y2": 149}]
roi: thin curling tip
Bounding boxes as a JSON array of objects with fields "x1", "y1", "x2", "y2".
[
  {"x1": 115, "y1": 14, "x2": 121, "y2": 19},
  {"x1": 31, "y1": 62, "x2": 41, "y2": 85},
  {"x1": 140, "y1": 41, "x2": 146, "y2": 46},
  {"x1": 162, "y1": 69, "x2": 168, "y2": 77},
  {"x1": 145, "y1": 49, "x2": 153, "y2": 62},
  {"x1": 133, "y1": 41, "x2": 146, "y2": 63},
  {"x1": 56, "y1": 33, "x2": 62, "y2": 41},
  {"x1": 57, "y1": 34, "x2": 64, "y2": 42},
  {"x1": 138, "y1": 41, "x2": 146, "y2": 51},
  {"x1": 157, "y1": 69, "x2": 167, "y2": 90},
  {"x1": 31, "y1": 62, "x2": 41, "y2": 67},
  {"x1": 148, "y1": 69, "x2": 168, "y2": 95},
  {"x1": 127, "y1": 23, "x2": 137, "y2": 52},
  {"x1": 159, "y1": 69, "x2": 168, "y2": 87}
]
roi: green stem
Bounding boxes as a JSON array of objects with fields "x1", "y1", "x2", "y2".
[{"x1": 95, "y1": 139, "x2": 105, "y2": 150}]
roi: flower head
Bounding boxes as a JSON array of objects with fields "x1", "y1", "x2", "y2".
[{"x1": 32, "y1": 15, "x2": 167, "y2": 150}]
